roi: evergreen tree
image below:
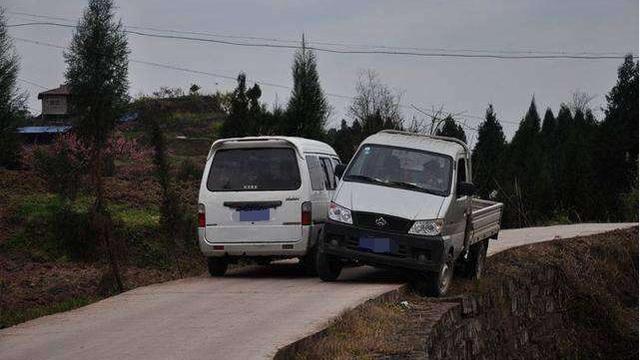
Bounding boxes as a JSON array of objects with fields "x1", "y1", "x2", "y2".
[
  {"x1": 593, "y1": 55, "x2": 639, "y2": 219},
  {"x1": 557, "y1": 109, "x2": 597, "y2": 219},
  {"x1": 471, "y1": 104, "x2": 506, "y2": 198},
  {"x1": 435, "y1": 115, "x2": 467, "y2": 143},
  {"x1": 246, "y1": 82, "x2": 264, "y2": 135},
  {"x1": 539, "y1": 108, "x2": 558, "y2": 210},
  {"x1": 220, "y1": 73, "x2": 249, "y2": 138},
  {"x1": 0, "y1": 9, "x2": 26, "y2": 168},
  {"x1": 64, "y1": 0, "x2": 129, "y2": 291},
  {"x1": 284, "y1": 35, "x2": 329, "y2": 139},
  {"x1": 505, "y1": 97, "x2": 546, "y2": 225}
]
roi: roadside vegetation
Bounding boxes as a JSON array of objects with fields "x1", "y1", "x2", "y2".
[
  {"x1": 282, "y1": 228, "x2": 638, "y2": 360},
  {"x1": 0, "y1": 0, "x2": 637, "y2": 328}
]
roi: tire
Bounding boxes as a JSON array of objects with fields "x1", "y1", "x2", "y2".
[
  {"x1": 207, "y1": 257, "x2": 228, "y2": 277},
  {"x1": 316, "y1": 248, "x2": 343, "y2": 281},
  {"x1": 411, "y1": 252, "x2": 454, "y2": 297},
  {"x1": 465, "y1": 239, "x2": 488, "y2": 280}
]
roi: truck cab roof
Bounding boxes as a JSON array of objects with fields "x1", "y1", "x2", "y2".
[{"x1": 362, "y1": 130, "x2": 468, "y2": 159}]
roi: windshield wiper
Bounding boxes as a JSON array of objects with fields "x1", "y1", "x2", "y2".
[
  {"x1": 344, "y1": 174, "x2": 386, "y2": 185},
  {"x1": 386, "y1": 180, "x2": 443, "y2": 196},
  {"x1": 385, "y1": 180, "x2": 424, "y2": 191}
]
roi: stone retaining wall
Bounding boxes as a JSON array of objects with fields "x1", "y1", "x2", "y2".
[{"x1": 425, "y1": 268, "x2": 576, "y2": 359}]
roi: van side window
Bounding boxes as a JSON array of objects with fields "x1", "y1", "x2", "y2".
[
  {"x1": 457, "y1": 158, "x2": 466, "y2": 184},
  {"x1": 320, "y1": 157, "x2": 336, "y2": 190},
  {"x1": 306, "y1": 155, "x2": 325, "y2": 190}
]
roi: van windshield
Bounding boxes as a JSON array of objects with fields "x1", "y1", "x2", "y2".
[
  {"x1": 207, "y1": 148, "x2": 301, "y2": 191},
  {"x1": 343, "y1": 144, "x2": 452, "y2": 196}
]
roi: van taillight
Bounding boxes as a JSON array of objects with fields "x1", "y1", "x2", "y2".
[
  {"x1": 198, "y1": 204, "x2": 206, "y2": 228},
  {"x1": 301, "y1": 202, "x2": 312, "y2": 225}
]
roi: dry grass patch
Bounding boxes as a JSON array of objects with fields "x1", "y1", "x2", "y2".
[{"x1": 291, "y1": 292, "x2": 420, "y2": 360}]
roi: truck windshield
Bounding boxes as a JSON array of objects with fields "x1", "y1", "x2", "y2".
[
  {"x1": 343, "y1": 144, "x2": 452, "y2": 196},
  {"x1": 207, "y1": 148, "x2": 301, "y2": 191}
]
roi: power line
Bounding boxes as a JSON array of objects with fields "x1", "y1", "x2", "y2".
[
  {"x1": 7, "y1": 10, "x2": 635, "y2": 57},
  {"x1": 12, "y1": 35, "x2": 518, "y2": 130},
  {"x1": 17, "y1": 77, "x2": 48, "y2": 89},
  {"x1": 8, "y1": 21, "x2": 637, "y2": 60}
]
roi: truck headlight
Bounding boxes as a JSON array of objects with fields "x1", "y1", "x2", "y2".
[
  {"x1": 408, "y1": 219, "x2": 444, "y2": 236},
  {"x1": 328, "y1": 202, "x2": 353, "y2": 224}
]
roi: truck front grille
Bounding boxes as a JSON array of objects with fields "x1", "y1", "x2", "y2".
[{"x1": 352, "y1": 211, "x2": 412, "y2": 234}]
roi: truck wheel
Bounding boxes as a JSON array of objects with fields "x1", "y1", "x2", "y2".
[
  {"x1": 207, "y1": 257, "x2": 228, "y2": 277},
  {"x1": 411, "y1": 253, "x2": 454, "y2": 297},
  {"x1": 466, "y1": 239, "x2": 488, "y2": 280},
  {"x1": 316, "y1": 248, "x2": 342, "y2": 281}
]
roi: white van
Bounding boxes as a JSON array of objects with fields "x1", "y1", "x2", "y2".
[{"x1": 197, "y1": 136, "x2": 341, "y2": 276}]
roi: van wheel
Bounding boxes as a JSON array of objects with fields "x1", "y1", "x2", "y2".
[
  {"x1": 207, "y1": 257, "x2": 228, "y2": 277},
  {"x1": 316, "y1": 249, "x2": 342, "y2": 281},
  {"x1": 411, "y1": 253, "x2": 454, "y2": 297},
  {"x1": 465, "y1": 239, "x2": 488, "y2": 280}
]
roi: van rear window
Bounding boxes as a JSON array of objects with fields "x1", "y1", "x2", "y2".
[{"x1": 207, "y1": 148, "x2": 301, "y2": 191}]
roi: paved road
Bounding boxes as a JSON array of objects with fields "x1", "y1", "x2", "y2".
[{"x1": 0, "y1": 223, "x2": 635, "y2": 360}]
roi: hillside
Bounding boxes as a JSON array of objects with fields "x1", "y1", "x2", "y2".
[{"x1": 0, "y1": 93, "x2": 227, "y2": 328}]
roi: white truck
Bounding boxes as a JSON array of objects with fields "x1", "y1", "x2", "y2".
[{"x1": 316, "y1": 130, "x2": 503, "y2": 296}]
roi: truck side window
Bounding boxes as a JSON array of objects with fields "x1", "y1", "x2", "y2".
[
  {"x1": 457, "y1": 158, "x2": 466, "y2": 184},
  {"x1": 306, "y1": 155, "x2": 325, "y2": 191},
  {"x1": 320, "y1": 157, "x2": 336, "y2": 190}
]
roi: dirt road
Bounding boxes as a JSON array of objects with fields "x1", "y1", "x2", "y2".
[{"x1": 0, "y1": 223, "x2": 635, "y2": 360}]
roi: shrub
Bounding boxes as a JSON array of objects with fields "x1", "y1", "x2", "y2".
[
  {"x1": 177, "y1": 158, "x2": 202, "y2": 181},
  {"x1": 32, "y1": 143, "x2": 85, "y2": 199},
  {"x1": 3, "y1": 195, "x2": 96, "y2": 261}
]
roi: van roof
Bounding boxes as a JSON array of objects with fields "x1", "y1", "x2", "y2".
[
  {"x1": 209, "y1": 136, "x2": 338, "y2": 158},
  {"x1": 362, "y1": 130, "x2": 468, "y2": 158}
]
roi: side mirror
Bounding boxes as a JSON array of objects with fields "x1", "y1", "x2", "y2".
[
  {"x1": 334, "y1": 164, "x2": 346, "y2": 179},
  {"x1": 457, "y1": 182, "x2": 476, "y2": 197}
]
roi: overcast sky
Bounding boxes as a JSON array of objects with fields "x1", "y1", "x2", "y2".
[{"x1": 4, "y1": 0, "x2": 638, "y2": 142}]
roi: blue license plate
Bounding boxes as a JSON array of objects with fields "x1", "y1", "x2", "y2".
[
  {"x1": 358, "y1": 237, "x2": 395, "y2": 253},
  {"x1": 239, "y1": 209, "x2": 269, "y2": 221}
]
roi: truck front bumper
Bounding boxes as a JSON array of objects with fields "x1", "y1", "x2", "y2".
[{"x1": 321, "y1": 220, "x2": 446, "y2": 273}]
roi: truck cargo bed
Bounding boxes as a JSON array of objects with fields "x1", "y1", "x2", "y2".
[{"x1": 467, "y1": 198, "x2": 503, "y2": 245}]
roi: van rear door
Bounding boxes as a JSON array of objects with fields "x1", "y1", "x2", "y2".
[{"x1": 202, "y1": 145, "x2": 303, "y2": 243}]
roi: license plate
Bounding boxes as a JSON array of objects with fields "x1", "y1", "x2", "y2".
[
  {"x1": 239, "y1": 209, "x2": 269, "y2": 221},
  {"x1": 358, "y1": 237, "x2": 395, "y2": 253}
]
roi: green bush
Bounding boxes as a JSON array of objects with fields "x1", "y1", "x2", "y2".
[
  {"x1": 32, "y1": 146, "x2": 83, "y2": 199},
  {"x1": 3, "y1": 195, "x2": 95, "y2": 261},
  {"x1": 177, "y1": 158, "x2": 202, "y2": 181}
]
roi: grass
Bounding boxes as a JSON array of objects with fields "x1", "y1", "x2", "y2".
[
  {"x1": 0, "y1": 296, "x2": 96, "y2": 329},
  {"x1": 282, "y1": 292, "x2": 422, "y2": 360}
]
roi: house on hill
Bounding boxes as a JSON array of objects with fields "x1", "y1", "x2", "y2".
[{"x1": 37, "y1": 84, "x2": 73, "y2": 122}]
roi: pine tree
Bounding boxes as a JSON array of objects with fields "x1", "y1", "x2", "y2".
[
  {"x1": 557, "y1": 109, "x2": 597, "y2": 220},
  {"x1": 435, "y1": 115, "x2": 467, "y2": 143},
  {"x1": 472, "y1": 104, "x2": 506, "y2": 198},
  {"x1": 593, "y1": 55, "x2": 639, "y2": 219},
  {"x1": 0, "y1": 9, "x2": 26, "y2": 168},
  {"x1": 284, "y1": 35, "x2": 329, "y2": 139},
  {"x1": 539, "y1": 108, "x2": 558, "y2": 210},
  {"x1": 505, "y1": 97, "x2": 546, "y2": 225},
  {"x1": 220, "y1": 73, "x2": 249, "y2": 138},
  {"x1": 64, "y1": 0, "x2": 129, "y2": 291}
]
